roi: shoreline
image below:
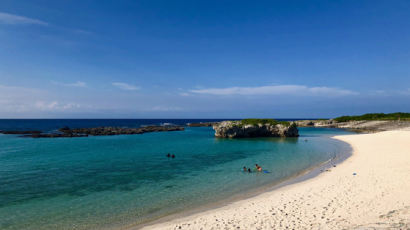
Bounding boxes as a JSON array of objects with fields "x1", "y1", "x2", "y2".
[
  {"x1": 129, "y1": 135, "x2": 353, "y2": 229},
  {"x1": 140, "y1": 130, "x2": 410, "y2": 229}
]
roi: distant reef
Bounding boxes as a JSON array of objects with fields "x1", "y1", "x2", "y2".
[
  {"x1": 0, "y1": 125, "x2": 184, "y2": 138},
  {"x1": 0, "y1": 130, "x2": 42, "y2": 135},
  {"x1": 187, "y1": 122, "x2": 218, "y2": 127},
  {"x1": 213, "y1": 119, "x2": 299, "y2": 138},
  {"x1": 295, "y1": 113, "x2": 410, "y2": 133},
  {"x1": 60, "y1": 126, "x2": 184, "y2": 136}
]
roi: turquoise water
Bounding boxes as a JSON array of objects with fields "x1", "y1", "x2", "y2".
[{"x1": 0, "y1": 127, "x2": 352, "y2": 230}]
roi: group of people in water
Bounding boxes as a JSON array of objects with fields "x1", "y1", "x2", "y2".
[
  {"x1": 243, "y1": 164, "x2": 262, "y2": 173},
  {"x1": 165, "y1": 154, "x2": 265, "y2": 173},
  {"x1": 166, "y1": 153, "x2": 175, "y2": 158}
]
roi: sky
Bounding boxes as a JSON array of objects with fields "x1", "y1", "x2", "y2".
[{"x1": 0, "y1": 0, "x2": 409, "y2": 118}]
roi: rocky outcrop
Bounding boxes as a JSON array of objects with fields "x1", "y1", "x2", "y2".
[
  {"x1": 213, "y1": 121, "x2": 298, "y2": 138},
  {"x1": 295, "y1": 120, "x2": 410, "y2": 133}
]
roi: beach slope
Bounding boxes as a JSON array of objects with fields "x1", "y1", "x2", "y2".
[{"x1": 141, "y1": 130, "x2": 410, "y2": 229}]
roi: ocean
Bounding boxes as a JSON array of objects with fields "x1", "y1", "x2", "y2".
[{"x1": 0, "y1": 119, "x2": 353, "y2": 230}]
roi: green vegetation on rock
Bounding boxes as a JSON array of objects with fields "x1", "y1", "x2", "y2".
[
  {"x1": 240, "y1": 118, "x2": 291, "y2": 126},
  {"x1": 334, "y1": 113, "x2": 410, "y2": 122}
]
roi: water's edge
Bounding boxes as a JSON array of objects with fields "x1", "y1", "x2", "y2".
[{"x1": 132, "y1": 134, "x2": 354, "y2": 230}]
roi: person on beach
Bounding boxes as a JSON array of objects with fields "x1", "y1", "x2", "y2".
[{"x1": 243, "y1": 166, "x2": 247, "y2": 172}]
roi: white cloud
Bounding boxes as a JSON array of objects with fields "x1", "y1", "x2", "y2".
[
  {"x1": 52, "y1": 81, "x2": 87, "y2": 87},
  {"x1": 189, "y1": 84, "x2": 358, "y2": 97},
  {"x1": 112, "y1": 82, "x2": 140, "y2": 91},
  {"x1": 35, "y1": 101, "x2": 81, "y2": 111},
  {"x1": 0, "y1": 12, "x2": 48, "y2": 26}
]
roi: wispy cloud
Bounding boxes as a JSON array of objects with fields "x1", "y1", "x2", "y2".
[
  {"x1": 0, "y1": 85, "x2": 83, "y2": 115},
  {"x1": 0, "y1": 85, "x2": 45, "y2": 111},
  {"x1": 399, "y1": 88, "x2": 410, "y2": 95},
  {"x1": 71, "y1": 29, "x2": 93, "y2": 35},
  {"x1": 112, "y1": 82, "x2": 140, "y2": 91},
  {"x1": 148, "y1": 106, "x2": 183, "y2": 111},
  {"x1": 179, "y1": 92, "x2": 190, "y2": 96},
  {"x1": 0, "y1": 12, "x2": 48, "y2": 26},
  {"x1": 35, "y1": 101, "x2": 81, "y2": 111},
  {"x1": 0, "y1": 12, "x2": 94, "y2": 38},
  {"x1": 52, "y1": 81, "x2": 87, "y2": 88},
  {"x1": 189, "y1": 85, "x2": 358, "y2": 97}
]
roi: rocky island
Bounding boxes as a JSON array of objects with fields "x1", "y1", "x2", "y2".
[{"x1": 213, "y1": 119, "x2": 299, "y2": 138}]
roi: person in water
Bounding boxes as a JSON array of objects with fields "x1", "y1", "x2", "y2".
[
  {"x1": 255, "y1": 164, "x2": 262, "y2": 172},
  {"x1": 243, "y1": 166, "x2": 247, "y2": 172},
  {"x1": 171, "y1": 154, "x2": 175, "y2": 158},
  {"x1": 166, "y1": 153, "x2": 171, "y2": 158},
  {"x1": 248, "y1": 168, "x2": 251, "y2": 173}
]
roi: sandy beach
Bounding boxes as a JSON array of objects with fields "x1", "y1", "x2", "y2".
[{"x1": 141, "y1": 130, "x2": 410, "y2": 229}]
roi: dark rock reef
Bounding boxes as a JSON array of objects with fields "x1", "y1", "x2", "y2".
[
  {"x1": 1, "y1": 125, "x2": 184, "y2": 138},
  {"x1": 26, "y1": 133, "x2": 88, "y2": 138},
  {"x1": 0, "y1": 130, "x2": 42, "y2": 135},
  {"x1": 187, "y1": 122, "x2": 218, "y2": 127},
  {"x1": 61, "y1": 126, "x2": 184, "y2": 136},
  {"x1": 213, "y1": 120, "x2": 298, "y2": 138}
]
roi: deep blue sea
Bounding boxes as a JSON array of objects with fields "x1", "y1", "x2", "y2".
[{"x1": 0, "y1": 119, "x2": 353, "y2": 230}]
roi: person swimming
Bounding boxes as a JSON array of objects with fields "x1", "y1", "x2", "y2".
[
  {"x1": 243, "y1": 166, "x2": 247, "y2": 172},
  {"x1": 166, "y1": 153, "x2": 171, "y2": 157},
  {"x1": 248, "y1": 168, "x2": 251, "y2": 173},
  {"x1": 171, "y1": 154, "x2": 175, "y2": 158},
  {"x1": 255, "y1": 164, "x2": 262, "y2": 172}
]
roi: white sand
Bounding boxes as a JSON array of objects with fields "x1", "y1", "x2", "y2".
[{"x1": 141, "y1": 131, "x2": 410, "y2": 229}]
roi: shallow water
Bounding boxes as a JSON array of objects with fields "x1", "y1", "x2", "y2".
[{"x1": 0, "y1": 122, "x2": 352, "y2": 230}]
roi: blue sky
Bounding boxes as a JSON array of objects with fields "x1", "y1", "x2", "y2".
[{"x1": 0, "y1": 0, "x2": 409, "y2": 118}]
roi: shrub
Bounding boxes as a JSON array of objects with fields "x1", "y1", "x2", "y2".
[
  {"x1": 240, "y1": 118, "x2": 291, "y2": 126},
  {"x1": 334, "y1": 113, "x2": 410, "y2": 122}
]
